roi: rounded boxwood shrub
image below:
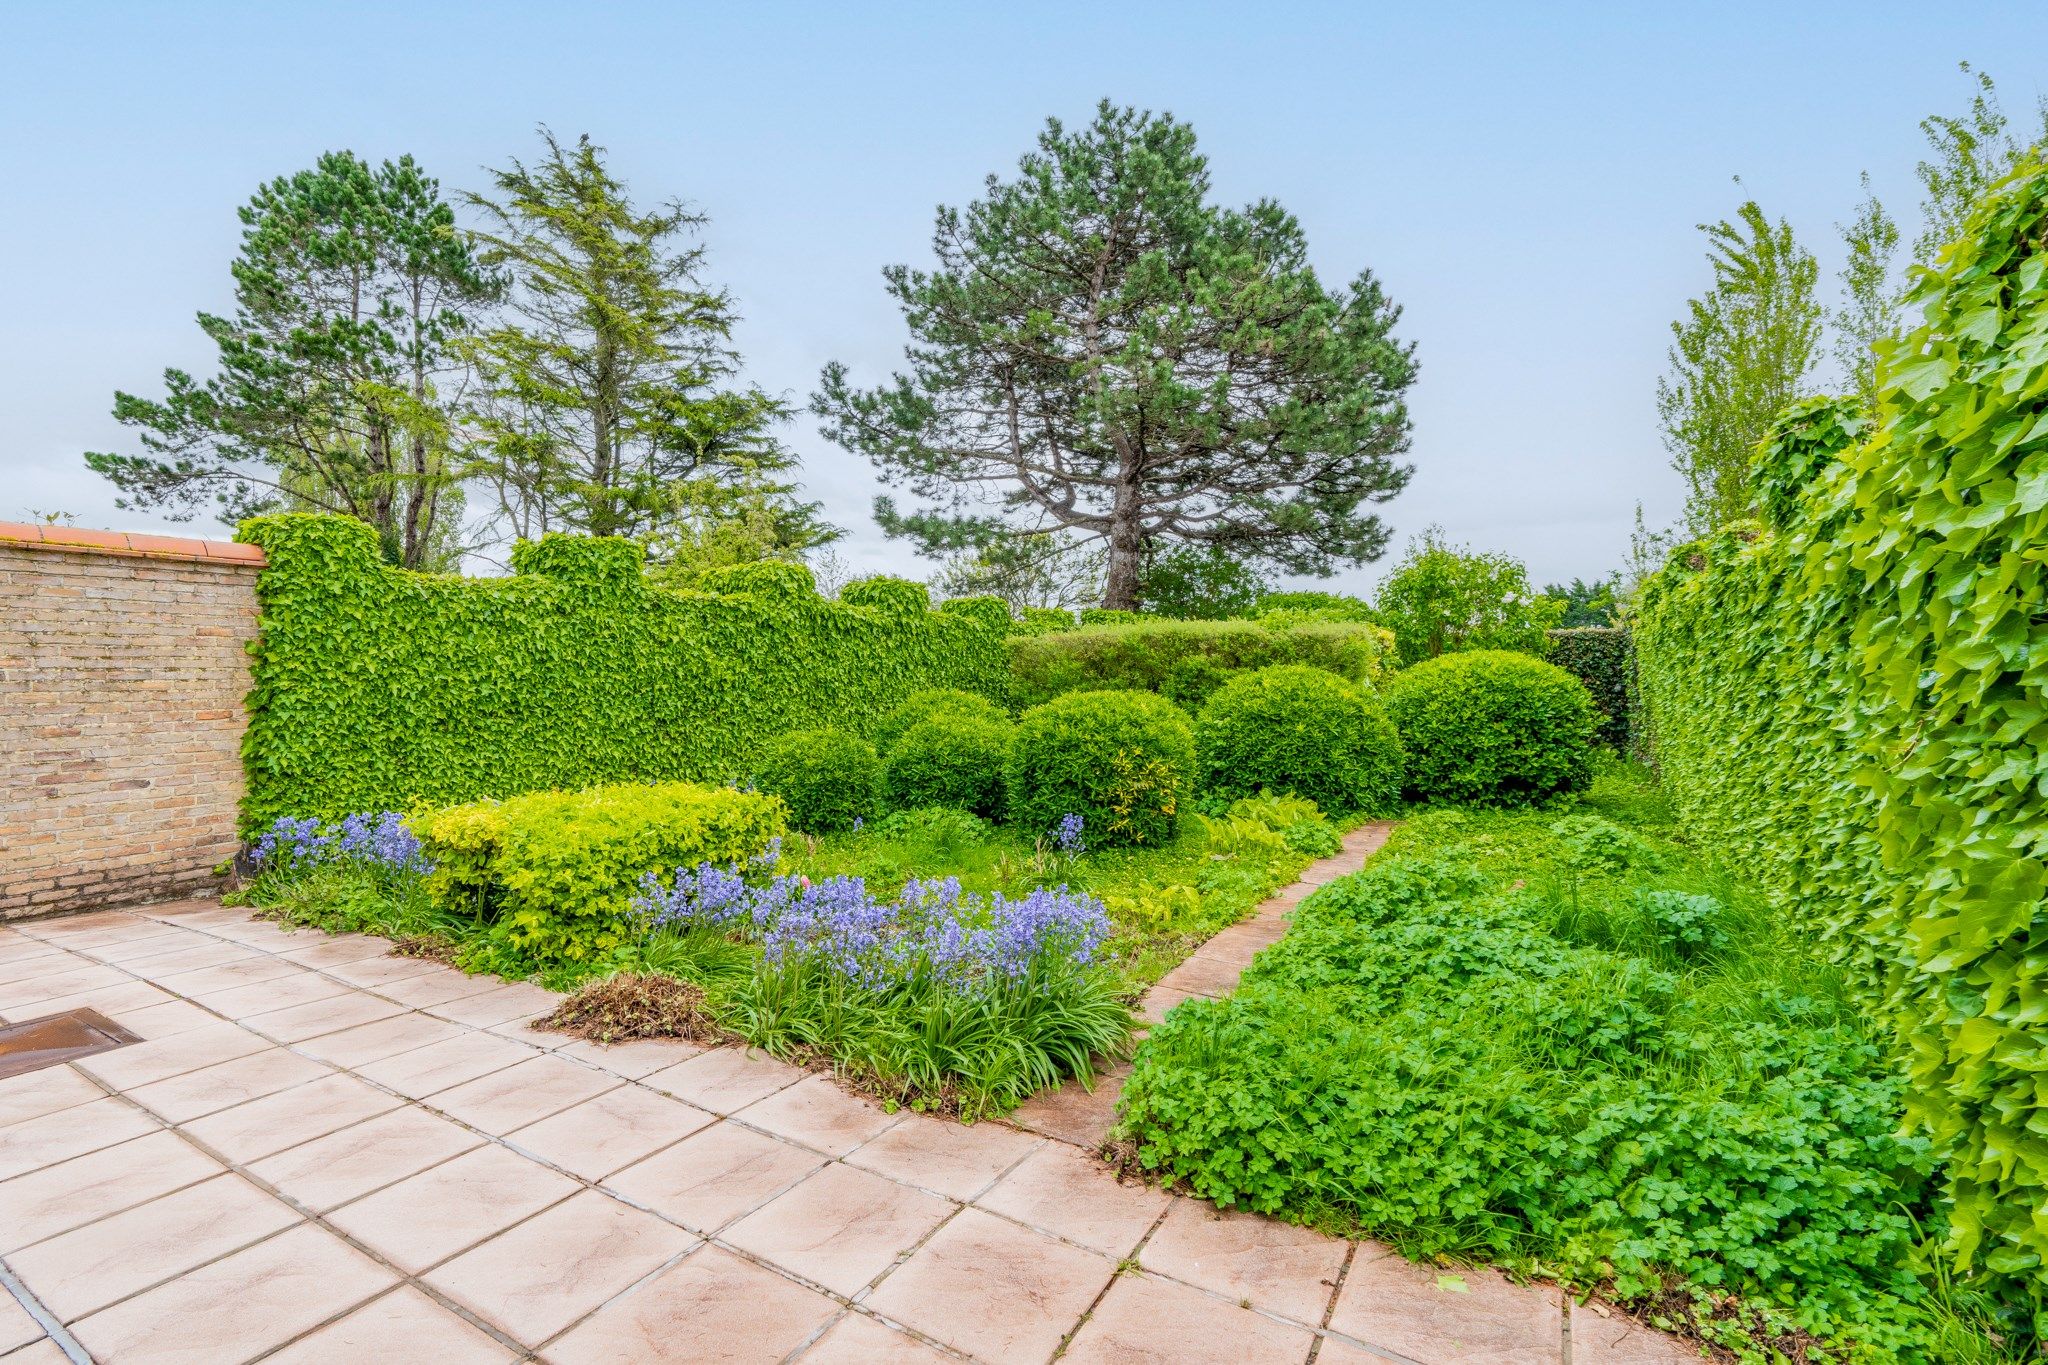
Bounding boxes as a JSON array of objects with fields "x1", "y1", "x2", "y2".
[
  {"x1": 881, "y1": 716, "x2": 1011, "y2": 818},
  {"x1": 1008, "y1": 690, "x2": 1195, "y2": 848},
  {"x1": 1195, "y1": 665, "x2": 1403, "y2": 815},
  {"x1": 752, "y1": 729, "x2": 879, "y2": 832},
  {"x1": 1382, "y1": 650, "x2": 1596, "y2": 807},
  {"x1": 872, "y1": 688, "x2": 1009, "y2": 755}
]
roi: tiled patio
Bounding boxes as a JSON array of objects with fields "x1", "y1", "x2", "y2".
[{"x1": 0, "y1": 871, "x2": 1692, "y2": 1361}]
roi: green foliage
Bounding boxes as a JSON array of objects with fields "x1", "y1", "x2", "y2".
[
  {"x1": 753, "y1": 730, "x2": 879, "y2": 833},
  {"x1": 815, "y1": 100, "x2": 1417, "y2": 609},
  {"x1": 1543, "y1": 626, "x2": 1632, "y2": 750},
  {"x1": 413, "y1": 780, "x2": 784, "y2": 968},
  {"x1": 1138, "y1": 544, "x2": 1269, "y2": 619},
  {"x1": 1008, "y1": 690, "x2": 1194, "y2": 848},
  {"x1": 1251, "y1": 590, "x2": 1375, "y2": 623},
  {"x1": 1118, "y1": 777, "x2": 1968, "y2": 1361},
  {"x1": 880, "y1": 716, "x2": 1011, "y2": 818},
  {"x1": 871, "y1": 688, "x2": 1010, "y2": 756},
  {"x1": 1636, "y1": 162, "x2": 2048, "y2": 1326},
  {"x1": 1751, "y1": 396, "x2": 1867, "y2": 531},
  {"x1": 1007, "y1": 617, "x2": 1391, "y2": 710},
  {"x1": 1373, "y1": 528, "x2": 1563, "y2": 665},
  {"x1": 1539, "y1": 576, "x2": 1619, "y2": 628},
  {"x1": 234, "y1": 514, "x2": 1005, "y2": 830},
  {"x1": 1194, "y1": 665, "x2": 1402, "y2": 816},
  {"x1": 1383, "y1": 650, "x2": 1596, "y2": 807}
]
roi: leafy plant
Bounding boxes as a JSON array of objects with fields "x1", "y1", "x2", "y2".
[
  {"x1": 1008, "y1": 690, "x2": 1194, "y2": 848},
  {"x1": 1382, "y1": 650, "x2": 1597, "y2": 807},
  {"x1": 1007, "y1": 616, "x2": 1391, "y2": 709},
  {"x1": 871, "y1": 687, "x2": 1011, "y2": 756},
  {"x1": 1372, "y1": 527, "x2": 1563, "y2": 665},
  {"x1": 1194, "y1": 664, "x2": 1402, "y2": 815},
  {"x1": 753, "y1": 729, "x2": 879, "y2": 833},
  {"x1": 880, "y1": 715, "x2": 1011, "y2": 818}
]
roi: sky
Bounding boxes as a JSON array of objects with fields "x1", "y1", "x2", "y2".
[{"x1": 3, "y1": 1, "x2": 2044, "y2": 596}]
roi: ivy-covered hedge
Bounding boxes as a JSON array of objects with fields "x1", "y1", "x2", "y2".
[
  {"x1": 1545, "y1": 626, "x2": 1631, "y2": 750},
  {"x1": 234, "y1": 515, "x2": 1008, "y2": 830},
  {"x1": 1006, "y1": 618, "x2": 1393, "y2": 710},
  {"x1": 1635, "y1": 163, "x2": 2048, "y2": 1317}
]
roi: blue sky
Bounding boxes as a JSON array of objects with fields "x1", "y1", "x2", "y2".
[{"x1": 3, "y1": 2, "x2": 2042, "y2": 592}]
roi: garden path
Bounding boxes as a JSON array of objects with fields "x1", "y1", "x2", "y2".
[{"x1": 0, "y1": 845, "x2": 1692, "y2": 1363}]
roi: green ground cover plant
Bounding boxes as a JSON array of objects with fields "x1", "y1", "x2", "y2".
[{"x1": 1117, "y1": 767, "x2": 2021, "y2": 1363}]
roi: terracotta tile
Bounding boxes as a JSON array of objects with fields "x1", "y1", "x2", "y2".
[
  {"x1": 1571, "y1": 1300, "x2": 1697, "y2": 1362},
  {"x1": 1137, "y1": 986, "x2": 1198, "y2": 1025},
  {"x1": 364, "y1": 964, "x2": 501, "y2": 1010},
  {"x1": 108, "y1": 998, "x2": 219, "y2": 1038},
  {"x1": 353, "y1": 1030, "x2": 537, "y2": 1098},
  {"x1": 0, "y1": 1097, "x2": 159, "y2": 1180},
  {"x1": 326, "y1": 1143, "x2": 580, "y2": 1273},
  {"x1": 1063, "y1": 1269, "x2": 1316, "y2": 1363},
  {"x1": 126, "y1": 1046, "x2": 332, "y2": 1124},
  {"x1": 203, "y1": 918, "x2": 311, "y2": 951},
  {"x1": 294, "y1": 1010, "x2": 468, "y2": 1067},
  {"x1": 0, "y1": 1131, "x2": 224, "y2": 1253},
  {"x1": 156, "y1": 956, "x2": 305, "y2": 996},
  {"x1": 133, "y1": 897, "x2": 222, "y2": 920},
  {"x1": 73, "y1": 1021, "x2": 267, "y2": 1090},
  {"x1": 845, "y1": 1112, "x2": 1039, "y2": 1200},
  {"x1": 24, "y1": 980, "x2": 177, "y2": 1021},
  {"x1": 428, "y1": 1054, "x2": 619, "y2": 1135},
  {"x1": 250, "y1": 1105, "x2": 483, "y2": 1211},
  {"x1": 1141, "y1": 1200, "x2": 1349, "y2": 1325},
  {"x1": 262, "y1": 1285, "x2": 512, "y2": 1364},
  {"x1": 1003, "y1": 1062, "x2": 1129, "y2": 1147},
  {"x1": 0, "y1": 1065, "x2": 103, "y2": 1128},
  {"x1": 603, "y1": 1120, "x2": 824, "y2": 1234},
  {"x1": 1328, "y1": 1251, "x2": 1562, "y2": 1363},
  {"x1": 506, "y1": 1084, "x2": 713, "y2": 1180},
  {"x1": 1194, "y1": 921, "x2": 1284, "y2": 965},
  {"x1": 0, "y1": 964, "x2": 131, "y2": 1012},
  {"x1": 976, "y1": 1141, "x2": 1171, "y2": 1258},
  {"x1": 548, "y1": 1244, "x2": 838, "y2": 1363},
  {"x1": 865, "y1": 1207, "x2": 1114, "y2": 1362},
  {"x1": 275, "y1": 935, "x2": 395, "y2": 969},
  {"x1": 6, "y1": 1339, "x2": 75, "y2": 1363},
  {"x1": 9, "y1": 1174, "x2": 300, "y2": 1322},
  {"x1": 424, "y1": 980, "x2": 560, "y2": 1028},
  {"x1": 179, "y1": 1073, "x2": 402, "y2": 1164},
  {"x1": 197, "y1": 970, "x2": 353, "y2": 1020},
  {"x1": 69, "y1": 1222, "x2": 398, "y2": 1364},
  {"x1": 320, "y1": 953, "x2": 445, "y2": 989},
  {"x1": 735, "y1": 1074, "x2": 895, "y2": 1156},
  {"x1": 1154, "y1": 953, "x2": 1246, "y2": 999},
  {"x1": 725, "y1": 1162, "x2": 951, "y2": 1296},
  {"x1": 643, "y1": 1044, "x2": 803, "y2": 1114},
  {"x1": 799, "y1": 1312, "x2": 954, "y2": 1362},
  {"x1": 0, "y1": 950, "x2": 75, "y2": 986},
  {"x1": 425, "y1": 1189, "x2": 695, "y2": 1347},
  {"x1": 243, "y1": 989, "x2": 407, "y2": 1044},
  {"x1": 0, "y1": 1290, "x2": 39, "y2": 1353},
  {"x1": 77, "y1": 929, "x2": 200, "y2": 964},
  {"x1": 551, "y1": 1034, "x2": 705, "y2": 1079}
]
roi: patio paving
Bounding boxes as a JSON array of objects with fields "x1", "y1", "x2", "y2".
[{"x1": 0, "y1": 832, "x2": 1696, "y2": 1363}]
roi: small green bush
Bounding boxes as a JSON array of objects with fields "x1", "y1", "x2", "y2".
[
  {"x1": 1008, "y1": 690, "x2": 1195, "y2": 847},
  {"x1": 1007, "y1": 618, "x2": 1391, "y2": 709},
  {"x1": 1383, "y1": 650, "x2": 1596, "y2": 807},
  {"x1": 414, "y1": 781, "x2": 785, "y2": 967},
  {"x1": 881, "y1": 716, "x2": 1011, "y2": 817},
  {"x1": 1195, "y1": 665, "x2": 1403, "y2": 815},
  {"x1": 753, "y1": 730, "x2": 880, "y2": 832},
  {"x1": 871, "y1": 688, "x2": 1010, "y2": 755}
]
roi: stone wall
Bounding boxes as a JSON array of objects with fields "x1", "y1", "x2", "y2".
[{"x1": 0, "y1": 524, "x2": 263, "y2": 920}]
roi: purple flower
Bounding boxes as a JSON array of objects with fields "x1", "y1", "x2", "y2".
[
  {"x1": 1055, "y1": 813, "x2": 1086, "y2": 855},
  {"x1": 251, "y1": 811, "x2": 428, "y2": 877}
]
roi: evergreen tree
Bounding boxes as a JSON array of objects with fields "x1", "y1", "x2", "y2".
[
  {"x1": 816, "y1": 101, "x2": 1417, "y2": 611},
  {"x1": 86, "y1": 152, "x2": 495, "y2": 568}
]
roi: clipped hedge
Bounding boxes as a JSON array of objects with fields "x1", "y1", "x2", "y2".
[
  {"x1": 752, "y1": 730, "x2": 879, "y2": 832},
  {"x1": 1195, "y1": 665, "x2": 1402, "y2": 815},
  {"x1": 233, "y1": 515, "x2": 1006, "y2": 829},
  {"x1": 871, "y1": 688, "x2": 1009, "y2": 755},
  {"x1": 415, "y1": 780, "x2": 785, "y2": 966},
  {"x1": 1008, "y1": 690, "x2": 1194, "y2": 847},
  {"x1": 1383, "y1": 650, "x2": 1596, "y2": 807},
  {"x1": 881, "y1": 716, "x2": 1010, "y2": 818},
  {"x1": 1007, "y1": 618, "x2": 1393, "y2": 709},
  {"x1": 1635, "y1": 163, "x2": 2048, "y2": 1312},
  {"x1": 1545, "y1": 627, "x2": 1631, "y2": 751}
]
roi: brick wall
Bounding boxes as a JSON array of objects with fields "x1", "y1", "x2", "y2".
[{"x1": 0, "y1": 524, "x2": 264, "y2": 921}]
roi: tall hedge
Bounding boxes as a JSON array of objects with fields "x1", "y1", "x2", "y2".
[
  {"x1": 1006, "y1": 617, "x2": 1393, "y2": 709},
  {"x1": 1635, "y1": 162, "x2": 2048, "y2": 1311},
  {"x1": 234, "y1": 515, "x2": 1008, "y2": 829},
  {"x1": 1544, "y1": 627, "x2": 1631, "y2": 750}
]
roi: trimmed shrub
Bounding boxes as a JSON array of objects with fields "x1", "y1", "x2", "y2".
[
  {"x1": 1008, "y1": 690, "x2": 1195, "y2": 847},
  {"x1": 871, "y1": 688, "x2": 1010, "y2": 755},
  {"x1": 881, "y1": 716, "x2": 1011, "y2": 817},
  {"x1": 752, "y1": 730, "x2": 879, "y2": 832},
  {"x1": 1195, "y1": 665, "x2": 1402, "y2": 815},
  {"x1": 413, "y1": 780, "x2": 784, "y2": 966},
  {"x1": 232, "y1": 514, "x2": 1005, "y2": 829},
  {"x1": 1544, "y1": 627, "x2": 1631, "y2": 751},
  {"x1": 1383, "y1": 650, "x2": 1595, "y2": 807},
  {"x1": 1008, "y1": 618, "x2": 1392, "y2": 709}
]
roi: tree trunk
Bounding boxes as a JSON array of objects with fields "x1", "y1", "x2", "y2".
[{"x1": 1101, "y1": 483, "x2": 1144, "y2": 610}]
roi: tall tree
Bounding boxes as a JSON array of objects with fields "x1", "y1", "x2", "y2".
[
  {"x1": 1656, "y1": 197, "x2": 1822, "y2": 533},
  {"x1": 815, "y1": 101, "x2": 1418, "y2": 611},
  {"x1": 459, "y1": 130, "x2": 830, "y2": 552},
  {"x1": 1912, "y1": 62, "x2": 2048, "y2": 266},
  {"x1": 86, "y1": 152, "x2": 496, "y2": 568},
  {"x1": 1831, "y1": 174, "x2": 1901, "y2": 408}
]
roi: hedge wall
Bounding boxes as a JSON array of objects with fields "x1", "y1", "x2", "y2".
[
  {"x1": 1635, "y1": 162, "x2": 2048, "y2": 1307},
  {"x1": 235, "y1": 515, "x2": 1008, "y2": 830},
  {"x1": 1544, "y1": 626, "x2": 1630, "y2": 750},
  {"x1": 1006, "y1": 618, "x2": 1394, "y2": 709}
]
